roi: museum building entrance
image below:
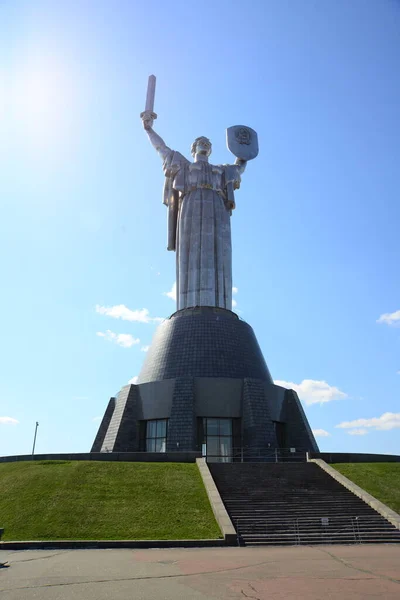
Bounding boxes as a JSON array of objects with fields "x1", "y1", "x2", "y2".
[{"x1": 199, "y1": 418, "x2": 240, "y2": 463}]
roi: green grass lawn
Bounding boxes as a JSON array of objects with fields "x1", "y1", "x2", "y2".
[
  {"x1": 332, "y1": 463, "x2": 400, "y2": 514},
  {"x1": 0, "y1": 461, "x2": 221, "y2": 541}
]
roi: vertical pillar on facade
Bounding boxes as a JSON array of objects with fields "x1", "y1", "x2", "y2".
[
  {"x1": 166, "y1": 377, "x2": 196, "y2": 451},
  {"x1": 242, "y1": 378, "x2": 277, "y2": 449},
  {"x1": 281, "y1": 389, "x2": 319, "y2": 451},
  {"x1": 91, "y1": 397, "x2": 116, "y2": 452},
  {"x1": 100, "y1": 385, "x2": 140, "y2": 452}
]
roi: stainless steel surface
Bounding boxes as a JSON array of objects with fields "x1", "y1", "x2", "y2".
[
  {"x1": 226, "y1": 125, "x2": 259, "y2": 160},
  {"x1": 140, "y1": 76, "x2": 258, "y2": 311},
  {"x1": 145, "y1": 74, "x2": 156, "y2": 112}
]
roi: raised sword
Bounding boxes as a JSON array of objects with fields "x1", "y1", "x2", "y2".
[{"x1": 140, "y1": 74, "x2": 157, "y2": 126}]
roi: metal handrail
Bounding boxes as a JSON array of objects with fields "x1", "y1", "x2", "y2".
[
  {"x1": 296, "y1": 516, "x2": 365, "y2": 544},
  {"x1": 237, "y1": 515, "x2": 370, "y2": 545},
  {"x1": 204, "y1": 447, "x2": 308, "y2": 462}
]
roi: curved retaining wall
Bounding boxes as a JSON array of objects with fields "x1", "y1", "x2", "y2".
[
  {"x1": 0, "y1": 452, "x2": 201, "y2": 464},
  {"x1": 309, "y1": 452, "x2": 400, "y2": 463}
]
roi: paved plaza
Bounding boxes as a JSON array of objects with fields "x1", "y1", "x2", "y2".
[{"x1": 0, "y1": 544, "x2": 399, "y2": 599}]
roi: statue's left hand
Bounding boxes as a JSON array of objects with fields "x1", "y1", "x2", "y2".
[
  {"x1": 235, "y1": 158, "x2": 247, "y2": 167},
  {"x1": 234, "y1": 157, "x2": 247, "y2": 175}
]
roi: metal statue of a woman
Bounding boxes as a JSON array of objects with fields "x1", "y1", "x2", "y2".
[{"x1": 141, "y1": 75, "x2": 258, "y2": 311}]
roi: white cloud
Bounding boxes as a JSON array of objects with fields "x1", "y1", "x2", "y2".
[
  {"x1": 347, "y1": 428, "x2": 369, "y2": 436},
  {"x1": 92, "y1": 416, "x2": 102, "y2": 423},
  {"x1": 312, "y1": 429, "x2": 331, "y2": 438},
  {"x1": 96, "y1": 304, "x2": 162, "y2": 323},
  {"x1": 163, "y1": 282, "x2": 177, "y2": 301},
  {"x1": 397, "y1": 371, "x2": 400, "y2": 375},
  {"x1": 0, "y1": 416, "x2": 19, "y2": 425},
  {"x1": 336, "y1": 412, "x2": 400, "y2": 432},
  {"x1": 274, "y1": 379, "x2": 348, "y2": 406},
  {"x1": 97, "y1": 330, "x2": 140, "y2": 348},
  {"x1": 232, "y1": 286, "x2": 238, "y2": 308},
  {"x1": 377, "y1": 310, "x2": 400, "y2": 326},
  {"x1": 128, "y1": 376, "x2": 138, "y2": 384},
  {"x1": 141, "y1": 345, "x2": 150, "y2": 352}
]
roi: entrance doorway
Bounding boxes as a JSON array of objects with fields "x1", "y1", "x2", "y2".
[
  {"x1": 273, "y1": 421, "x2": 287, "y2": 448},
  {"x1": 201, "y1": 418, "x2": 233, "y2": 462}
]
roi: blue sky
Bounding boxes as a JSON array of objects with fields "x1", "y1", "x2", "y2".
[{"x1": 1, "y1": 0, "x2": 399, "y2": 456}]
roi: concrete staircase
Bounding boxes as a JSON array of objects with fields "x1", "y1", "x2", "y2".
[{"x1": 208, "y1": 462, "x2": 400, "y2": 546}]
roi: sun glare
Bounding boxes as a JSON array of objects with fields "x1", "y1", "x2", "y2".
[{"x1": 10, "y1": 52, "x2": 81, "y2": 159}]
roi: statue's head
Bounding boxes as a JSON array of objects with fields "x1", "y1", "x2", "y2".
[{"x1": 191, "y1": 136, "x2": 212, "y2": 158}]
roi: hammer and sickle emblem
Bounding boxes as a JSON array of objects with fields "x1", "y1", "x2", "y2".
[{"x1": 235, "y1": 127, "x2": 251, "y2": 145}]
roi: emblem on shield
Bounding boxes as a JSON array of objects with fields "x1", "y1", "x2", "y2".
[{"x1": 226, "y1": 125, "x2": 259, "y2": 160}]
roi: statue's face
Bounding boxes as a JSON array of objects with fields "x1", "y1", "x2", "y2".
[{"x1": 195, "y1": 138, "x2": 212, "y2": 157}]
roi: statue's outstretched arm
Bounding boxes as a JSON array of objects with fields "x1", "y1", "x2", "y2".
[
  {"x1": 143, "y1": 122, "x2": 171, "y2": 161},
  {"x1": 235, "y1": 158, "x2": 247, "y2": 175}
]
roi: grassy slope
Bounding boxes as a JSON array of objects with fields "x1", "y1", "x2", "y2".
[
  {"x1": 0, "y1": 461, "x2": 221, "y2": 541},
  {"x1": 332, "y1": 463, "x2": 400, "y2": 514}
]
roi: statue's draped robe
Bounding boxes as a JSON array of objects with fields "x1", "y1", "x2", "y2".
[{"x1": 163, "y1": 150, "x2": 241, "y2": 310}]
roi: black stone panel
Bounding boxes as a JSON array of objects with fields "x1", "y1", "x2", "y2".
[
  {"x1": 138, "y1": 307, "x2": 273, "y2": 384},
  {"x1": 166, "y1": 377, "x2": 196, "y2": 452},
  {"x1": 91, "y1": 397, "x2": 116, "y2": 452},
  {"x1": 281, "y1": 389, "x2": 319, "y2": 451},
  {"x1": 242, "y1": 378, "x2": 277, "y2": 449},
  {"x1": 101, "y1": 386, "x2": 140, "y2": 452}
]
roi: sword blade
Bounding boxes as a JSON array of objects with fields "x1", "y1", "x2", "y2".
[{"x1": 145, "y1": 74, "x2": 156, "y2": 112}]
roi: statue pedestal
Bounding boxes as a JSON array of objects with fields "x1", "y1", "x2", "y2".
[{"x1": 92, "y1": 307, "x2": 318, "y2": 456}]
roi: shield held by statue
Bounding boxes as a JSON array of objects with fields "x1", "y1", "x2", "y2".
[{"x1": 226, "y1": 125, "x2": 259, "y2": 160}]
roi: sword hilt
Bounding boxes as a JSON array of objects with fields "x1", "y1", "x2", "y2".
[{"x1": 140, "y1": 110, "x2": 157, "y2": 122}]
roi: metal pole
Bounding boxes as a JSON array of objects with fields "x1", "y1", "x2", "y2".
[{"x1": 32, "y1": 422, "x2": 39, "y2": 455}]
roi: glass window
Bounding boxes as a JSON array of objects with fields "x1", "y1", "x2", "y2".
[
  {"x1": 147, "y1": 421, "x2": 157, "y2": 438},
  {"x1": 207, "y1": 437, "x2": 219, "y2": 459},
  {"x1": 206, "y1": 418, "x2": 219, "y2": 435},
  {"x1": 220, "y1": 438, "x2": 232, "y2": 463},
  {"x1": 155, "y1": 438, "x2": 166, "y2": 453},
  {"x1": 146, "y1": 419, "x2": 168, "y2": 453},
  {"x1": 146, "y1": 438, "x2": 156, "y2": 452},
  {"x1": 157, "y1": 420, "x2": 167, "y2": 438},
  {"x1": 219, "y1": 419, "x2": 232, "y2": 436}
]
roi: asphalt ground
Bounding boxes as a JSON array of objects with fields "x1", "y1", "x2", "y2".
[{"x1": 0, "y1": 544, "x2": 399, "y2": 599}]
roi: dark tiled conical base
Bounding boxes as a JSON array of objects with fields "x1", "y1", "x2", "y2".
[
  {"x1": 92, "y1": 307, "x2": 318, "y2": 454},
  {"x1": 138, "y1": 307, "x2": 273, "y2": 384}
]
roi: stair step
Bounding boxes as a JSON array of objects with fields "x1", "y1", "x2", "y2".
[
  {"x1": 239, "y1": 528, "x2": 398, "y2": 532},
  {"x1": 208, "y1": 463, "x2": 400, "y2": 547},
  {"x1": 244, "y1": 539, "x2": 400, "y2": 546},
  {"x1": 240, "y1": 535, "x2": 400, "y2": 540},
  {"x1": 228, "y1": 512, "x2": 377, "y2": 517}
]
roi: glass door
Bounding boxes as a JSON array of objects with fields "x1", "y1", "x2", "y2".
[{"x1": 203, "y1": 418, "x2": 233, "y2": 462}]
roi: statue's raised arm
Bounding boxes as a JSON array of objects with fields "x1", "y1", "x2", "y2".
[{"x1": 142, "y1": 120, "x2": 171, "y2": 162}]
